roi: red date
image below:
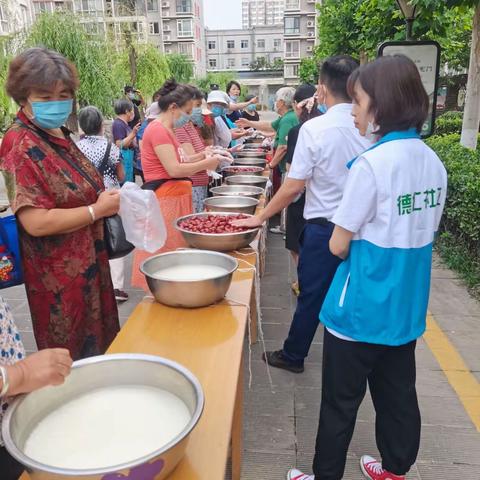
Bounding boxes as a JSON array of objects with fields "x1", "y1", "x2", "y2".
[
  {"x1": 179, "y1": 214, "x2": 251, "y2": 234},
  {"x1": 224, "y1": 167, "x2": 261, "y2": 173}
]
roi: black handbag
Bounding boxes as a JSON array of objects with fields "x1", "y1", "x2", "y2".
[{"x1": 15, "y1": 120, "x2": 134, "y2": 259}]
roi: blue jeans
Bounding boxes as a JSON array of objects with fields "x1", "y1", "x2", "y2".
[{"x1": 282, "y1": 222, "x2": 342, "y2": 365}]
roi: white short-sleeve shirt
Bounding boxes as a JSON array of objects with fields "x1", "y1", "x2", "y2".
[{"x1": 287, "y1": 103, "x2": 371, "y2": 220}]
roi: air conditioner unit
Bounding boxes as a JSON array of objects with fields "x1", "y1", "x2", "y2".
[
  {"x1": 163, "y1": 25, "x2": 171, "y2": 31},
  {"x1": 307, "y1": 0, "x2": 316, "y2": 3},
  {"x1": 161, "y1": 1, "x2": 169, "y2": 7},
  {"x1": 164, "y1": 34, "x2": 171, "y2": 41},
  {"x1": 307, "y1": 32, "x2": 315, "y2": 37},
  {"x1": 165, "y1": 48, "x2": 172, "y2": 54},
  {"x1": 307, "y1": 21, "x2": 314, "y2": 27},
  {"x1": 307, "y1": 46, "x2": 313, "y2": 52}
]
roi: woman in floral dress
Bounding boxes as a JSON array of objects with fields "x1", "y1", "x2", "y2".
[{"x1": 0, "y1": 48, "x2": 120, "y2": 360}]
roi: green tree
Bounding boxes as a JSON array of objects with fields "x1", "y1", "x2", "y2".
[
  {"x1": 166, "y1": 54, "x2": 194, "y2": 84},
  {"x1": 26, "y1": 12, "x2": 120, "y2": 116},
  {"x1": 299, "y1": 57, "x2": 319, "y2": 85}
]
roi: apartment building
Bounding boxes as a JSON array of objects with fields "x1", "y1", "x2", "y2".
[
  {"x1": 206, "y1": 25, "x2": 283, "y2": 72},
  {"x1": 283, "y1": 0, "x2": 316, "y2": 83},
  {"x1": 0, "y1": 0, "x2": 34, "y2": 36},
  {"x1": 241, "y1": 0, "x2": 283, "y2": 29}
]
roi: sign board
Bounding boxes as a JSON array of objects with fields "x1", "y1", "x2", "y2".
[{"x1": 378, "y1": 41, "x2": 441, "y2": 138}]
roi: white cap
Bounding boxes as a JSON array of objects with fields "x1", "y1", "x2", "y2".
[{"x1": 207, "y1": 90, "x2": 229, "y2": 106}]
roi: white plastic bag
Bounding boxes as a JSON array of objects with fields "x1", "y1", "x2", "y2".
[{"x1": 119, "y1": 182, "x2": 166, "y2": 253}]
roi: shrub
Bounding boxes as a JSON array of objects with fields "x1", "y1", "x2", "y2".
[{"x1": 434, "y1": 111, "x2": 463, "y2": 136}]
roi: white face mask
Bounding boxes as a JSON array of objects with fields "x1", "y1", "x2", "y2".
[{"x1": 365, "y1": 121, "x2": 378, "y2": 142}]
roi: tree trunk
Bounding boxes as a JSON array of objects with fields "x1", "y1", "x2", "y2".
[
  {"x1": 460, "y1": 3, "x2": 480, "y2": 149},
  {"x1": 360, "y1": 50, "x2": 368, "y2": 65}
]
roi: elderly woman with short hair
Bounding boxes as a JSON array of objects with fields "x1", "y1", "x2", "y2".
[
  {"x1": 0, "y1": 47, "x2": 120, "y2": 360},
  {"x1": 77, "y1": 106, "x2": 128, "y2": 302}
]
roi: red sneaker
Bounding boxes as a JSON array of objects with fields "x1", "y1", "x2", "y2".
[{"x1": 360, "y1": 455, "x2": 405, "y2": 480}]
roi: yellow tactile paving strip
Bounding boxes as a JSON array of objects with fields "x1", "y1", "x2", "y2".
[{"x1": 423, "y1": 312, "x2": 480, "y2": 432}]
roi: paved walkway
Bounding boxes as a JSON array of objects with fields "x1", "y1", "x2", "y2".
[{"x1": 2, "y1": 230, "x2": 480, "y2": 479}]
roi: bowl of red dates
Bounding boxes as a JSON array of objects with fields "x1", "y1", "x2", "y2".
[
  {"x1": 204, "y1": 196, "x2": 259, "y2": 215},
  {"x1": 226, "y1": 175, "x2": 269, "y2": 189},
  {"x1": 221, "y1": 166, "x2": 264, "y2": 178},
  {"x1": 175, "y1": 213, "x2": 259, "y2": 252}
]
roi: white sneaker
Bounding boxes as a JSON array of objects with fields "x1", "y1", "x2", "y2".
[{"x1": 287, "y1": 468, "x2": 314, "y2": 480}]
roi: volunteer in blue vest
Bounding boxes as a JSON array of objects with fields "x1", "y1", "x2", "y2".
[
  {"x1": 288, "y1": 55, "x2": 448, "y2": 480},
  {"x1": 234, "y1": 55, "x2": 370, "y2": 373}
]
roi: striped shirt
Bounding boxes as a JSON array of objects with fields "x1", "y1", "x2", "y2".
[{"x1": 175, "y1": 123, "x2": 209, "y2": 187}]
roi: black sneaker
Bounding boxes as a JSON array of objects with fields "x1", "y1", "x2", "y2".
[
  {"x1": 262, "y1": 350, "x2": 304, "y2": 373},
  {"x1": 114, "y1": 289, "x2": 129, "y2": 302}
]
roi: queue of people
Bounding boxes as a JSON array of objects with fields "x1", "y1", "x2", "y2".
[{"x1": 0, "y1": 45, "x2": 448, "y2": 480}]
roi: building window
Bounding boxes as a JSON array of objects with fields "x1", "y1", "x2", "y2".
[
  {"x1": 33, "y1": 2, "x2": 53, "y2": 14},
  {"x1": 209, "y1": 58, "x2": 217, "y2": 68},
  {"x1": 149, "y1": 22, "x2": 160, "y2": 34},
  {"x1": 285, "y1": 64, "x2": 299, "y2": 78},
  {"x1": 176, "y1": 0, "x2": 192, "y2": 14},
  {"x1": 178, "y1": 42, "x2": 193, "y2": 57},
  {"x1": 74, "y1": 0, "x2": 97, "y2": 14},
  {"x1": 241, "y1": 40, "x2": 248, "y2": 49},
  {"x1": 177, "y1": 18, "x2": 193, "y2": 37},
  {"x1": 241, "y1": 57, "x2": 250, "y2": 67},
  {"x1": 227, "y1": 58, "x2": 236, "y2": 68},
  {"x1": 273, "y1": 38, "x2": 281, "y2": 48},
  {"x1": 257, "y1": 39, "x2": 265, "y2": 48},
  {"x1": 147, "y1": 0, "x2": 158, "y2": 12},
  {"x1": 285, "y1": 40, "x2": 300, "y2": 58},
  {"x1": 208, "y1": 40, "x2": 216, "y2": 50},
  {"x1": 285, "y1": 0, "x2": 300, "y2": 9},
  {"x1": 227, "y1": 40, "x2": 235, "y2": 49},
  {"x1": 285, "y1": 16, "x2": 300, "y2": 35}
]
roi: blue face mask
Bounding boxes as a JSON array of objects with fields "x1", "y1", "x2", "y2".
[
  {"x1": 247, "y1": 104, "x2": 257, "y2": 112},
  {"x1": 318, "y1": 103, "x2": 328, "y2": 114},
  {"x1": 190, "y1": 107, "x2": 204, "y2": 127},
  {"x1": 230, "y1": 95, "x2": 239, "y2": 102},
  {"x1": 174, "y1": 111, "x2": 191, "y2": 129},
  {"x1": 211, "y1": 106, "x2": 226, "y2": 118},
  {"x1": 31, "y1": 99, "x2": 73, "y2": 129}
]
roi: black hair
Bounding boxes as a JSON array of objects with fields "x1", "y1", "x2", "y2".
[
  {"x1": 245, "y1": 94, "x2": 256, "y2": 102},
  {"x1": 320, "y1": 55, "x2": 359, "y2": 101},
  {"x1": 157, "y1": 79, "x2": 193, "y2": 112},
  {"x1": 124, "y1": 85, "x2": 134, "y2": 94},
  {"x1": 294, "y1": 84, "x2": 316, "y2": 103},
  {"x1": 186, "y1": 85, "x2": 204, "y2": 100},
  {"x1": 347, "y1": 55, "x2": 429, "y2": 136},
  {"x1": 226, "y1": 80, "x2": 241, "y2": 95},
  {"x1": 114, "y1": 98, "x2": 134, "y2": 115}
]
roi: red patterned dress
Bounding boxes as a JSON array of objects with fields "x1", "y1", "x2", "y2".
[{"x1": 0, "y1": 111, "x2": 119, "y2": 360}]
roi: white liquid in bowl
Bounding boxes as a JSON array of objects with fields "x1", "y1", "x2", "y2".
[
  {"x1": 151, "y1": 264, "x2": 228, "y2": 281},
  {"x1": 24, "y1": 385, "x2": 191, "y2": 470}
]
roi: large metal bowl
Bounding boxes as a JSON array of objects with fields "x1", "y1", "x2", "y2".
[
  {"x1": 233, "y1": 157, "x2": 267, "y2": 168},
  {"x1": 204, "y1": 195, "x2": 259, "y2": 215},
  {"x1": 175, "y1": 212, "x2": 259, "y2": 252},
  {"x1": 2, "y1": 354, "x2": 204, "y2": 480},
  {"x1": 245, "y1": 137, "x2": 264, "y2": 144},
  {"x1": 221, "y1": 165, "x2": 264, "y2": 178},
  {"x1": 236, "y1": 150, "x2": 267, "y2": 158},
  {"x1": 226, "y1": 175, "x2": 269, "y2": 189},
  {"x1": 209, "y1": 185, "x2": 265, "y2": 200},
  {"x1": 141, "y1": 250, "x2": 238, "y2": 308}
]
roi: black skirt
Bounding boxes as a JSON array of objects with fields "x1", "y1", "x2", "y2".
[{"x1": 285, "y1": 191, "x2": 306, "y2": 254}]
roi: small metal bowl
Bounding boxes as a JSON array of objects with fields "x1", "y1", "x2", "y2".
[
  {"x1": 209, "y1": 185, "x2": 265, "y2": 200},
  {"x1": 221, "y1": 165, "x2": 264, "y2": 178},
  {"x1": 204, "y1": 196, "x2": 259, "y2": 215},
  {"x1": 175, "y1": 212, "x2": 259, "y2": 252},
  {"x1": 226, "y1": 175, "x2": 269, "y2": 189},
  {"x1": 2, "y1": 354, "x2": 204, "y2": 480},
  {"x1": 141, "y1": 250, "x2": 238, "y2": 308},
  {"x1": 245, "y1": 137, "x2": 264, "y2": 144},
  {"x1": 236, "y1": 150, "x2": 267, "y2": 159},
  {"x1": 234, "y1": 157, "x2": 267, "y2": 168}
]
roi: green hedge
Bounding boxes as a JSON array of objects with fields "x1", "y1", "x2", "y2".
[
  {"x1": 434, "y1": 111, "x2": 463, "y2": 136},
  {"x1": 427, "y1": 134, "x2": 480, "y2": 295}
]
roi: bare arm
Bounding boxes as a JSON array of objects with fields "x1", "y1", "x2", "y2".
[
  {"x1": 236, "y1": 118, "x2": 275, "y2": 133},
  {"x1": 329, "y1": 226, "x2": 354, "y2": 259},
  {"x1": 16, "y1": 190, "x2": 120, "y2": 237},
  {"x1": 229, "y1": 97, "x2": 257, "y2": 111},
  {"x1": 116, "y1": 123, "x2": 141, "y2": 149},
  {"x1": 153, "y1": 144, "x2": 219, "y2": 177},
  {"x1": 116, "y1": 163, "x2": 125, "y2": 183},
  {"x1": 180, "y1": 142, "x2": 206, "y2": 163},
  {"x1": 269, "y1": 145, "x2": 287, "y2": 168}
]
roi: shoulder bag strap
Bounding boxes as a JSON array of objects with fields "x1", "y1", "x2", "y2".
[
  {"x1": 98, "y1": 142, "x2": 112, "y2": 177},
  {"x1": 15, "y1": 119, "x2": 103, "y2": 195}
]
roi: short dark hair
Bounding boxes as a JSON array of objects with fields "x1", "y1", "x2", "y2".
[
  {"x1": 226, "y1": 80, "x2": 241, "y2": 95},
  {"x1": 186, "y1": 85, "x2": 204, "y2": 100},
  {"x1": 157, "y1": 79, "x2": 193, "y2": 111},
  {"x1": 245, "y1": 94, "x2": 256, "y2": 102},
  {"x1": 6, "y1": 47, "x2": 79, "y2": 105},
  {"x1": 320, "y1": 55, "x2": 359, "y2": 101},
  {"x1": 294, "y1": 84, "x2": 320, "y2": 124},
  {"x1": 114, "y1": 99, "x2": 134, "y2": 116},
  {"x1": 78, "y1": 106, "x2": 103, "y2": 135},
  {"x1": 347, "y1": 55, "x2": 428, "y2": 137},
  {"x1": 124, "y1": 85, "x2": 134, "y2": 94}
]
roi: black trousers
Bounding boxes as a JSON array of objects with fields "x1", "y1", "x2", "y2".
[
  {"x1": 313, "y1": 328, "x2": 421, "y2": 479},
  {"x1": 0, "y1": 446, "x2": 24, "y2": 480}
]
